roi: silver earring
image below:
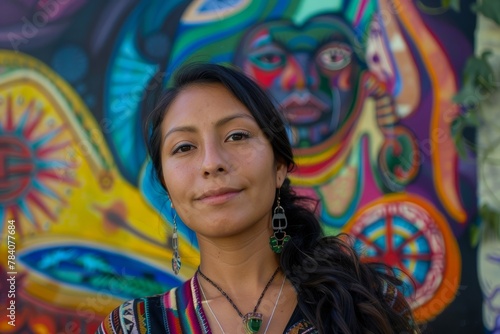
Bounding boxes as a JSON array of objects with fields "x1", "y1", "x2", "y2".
[
  {"x1": 269, "y1": 188, "x2": 291, "y2": 254},
  {"x1": 171, "y1": 203, "x2": 181, "y2": 275}
]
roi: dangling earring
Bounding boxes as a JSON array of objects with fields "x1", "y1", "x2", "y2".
[
  {"x1": 171, "y1": 202, "x2": 181, "y2": 275},
  {"x1": 269, "y1": 188, "x2": 291, "y2": 254}
]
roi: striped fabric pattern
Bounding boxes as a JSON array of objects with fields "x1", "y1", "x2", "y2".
[
  {"x1": 96, "y1": 274, "x2": 316, "y2": 334},
  {"x1": 97, "y1": 275, "x2": 210, "y2": 334}
]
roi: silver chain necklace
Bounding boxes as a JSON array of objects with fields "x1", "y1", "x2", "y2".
[{"x1": 199, "y1": 273, "x2": 287, "y2": 334}]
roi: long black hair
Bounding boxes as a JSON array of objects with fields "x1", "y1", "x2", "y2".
[{"x1": 145, "y1": 63, "x2": 419, "y2": 334}]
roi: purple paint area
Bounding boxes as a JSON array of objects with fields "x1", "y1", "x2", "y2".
[
  {"x1": 400, "y1": 86, "x2": 434, "y2": 142},
  {"x1": 420, "y1": 12, "x2": 474, "y2": 79},
  {"x1": 0, "y1": 0, "x2": 89, "y2": 49},
  {"x1": 392, "y1": 21, "x2": 476, "y2": 235},
  {"x1": 0, "y1": 2, "x2": 27, "y2": 24},
  {"x1": 89, "y1": 0, "x2": 136, "y2": 55},
  {"x1": 0, "y1": 0, "x2": 87, "y2": 24},
  {"x1": 422, "y1": 12, "x2": 477, "y2": 231}
]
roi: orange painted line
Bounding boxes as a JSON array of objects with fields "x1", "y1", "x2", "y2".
[{"x1": 397, "y1": 2, "x2": 466, "y2": 223}]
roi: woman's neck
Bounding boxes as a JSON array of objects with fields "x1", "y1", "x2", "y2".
[{"x1": 197, "y1": 225, "x2": 279, "y2": 293}]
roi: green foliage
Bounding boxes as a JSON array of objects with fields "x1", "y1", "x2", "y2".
[
  {"x1": 454, "y1": 51, "x2": 497, "y2": 106},
  {"x1": 453, "y1": 50, "x2": 499, "y2": 245},
  {"x1": 417, "y1": 0, "x2": 460, "y2": 14},
  {"x1": 470, "y1": 223, "x2": 480, "y2": 246},
  {"x1": 451, "y1": 51, "x2": 496, "y2": 158},
  {"x1": 427, "y1": 0, "x2": 500, "y2": 24},
  {"x1": 450, "y1": 112, "x2": 477, "y2": 158},
  {"x1": 472, "y1": 0, "x2": 500, "y2": 25},
  {"x1": 444, "y1": 0, "x2": 461, "y2": 11},
  {"x1": 478, "y1": 204, "x2": 500, "y2": 244},
  {"x1": 448, "y1": 2, "x2": 500, "y2": 246}
]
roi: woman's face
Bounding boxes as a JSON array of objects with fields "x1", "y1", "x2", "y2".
[{"x1": 160, "y1": 83, "x2": 287, "y2": 239}]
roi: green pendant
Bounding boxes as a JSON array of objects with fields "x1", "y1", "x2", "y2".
[
  {"x1": 243, "y1": 312, "x2": 262, "y2": 333},
  {"x1": 269, "y1": 234, "x2": 291, "y2": 254}
]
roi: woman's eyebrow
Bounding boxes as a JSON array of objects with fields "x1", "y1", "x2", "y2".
[
  {"x1": 162, "y1": 113, "x2": 255, "y2": 144},
  {"x1": 214, "y1": 113, "x2": 255, "y2": 127},
  {"x1": 163, "y1": 125, "x2": 196, "y2": 144}
]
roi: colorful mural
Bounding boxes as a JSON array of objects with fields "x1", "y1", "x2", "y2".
[{"x1": 0, "y1": 0, "x2": 481, "y2": 333}]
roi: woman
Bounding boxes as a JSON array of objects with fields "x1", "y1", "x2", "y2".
[{"x1": 97, "y1": 63, "x2": 419, "y2": 334}]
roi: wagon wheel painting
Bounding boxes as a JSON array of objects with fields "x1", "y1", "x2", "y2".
[{"x1": 343, "y1": 194, "x2": 461, "y2": 322}]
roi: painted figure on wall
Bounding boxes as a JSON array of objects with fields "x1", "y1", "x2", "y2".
[
  {"x1": 233, "y1": 12, "x2": 420, "y2": 220},
  {"x1": 235, "y1": 15, "x2": 362, "y2": 148}
]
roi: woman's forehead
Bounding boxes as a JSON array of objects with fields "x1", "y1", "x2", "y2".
[{"x1": 161, "y1": 83, "x2": 257, "y2": 130}]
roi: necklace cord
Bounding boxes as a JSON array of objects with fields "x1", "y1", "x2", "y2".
[
  {"x1": 199, "y1": 280, "x2": 226, "y2": 334},
  {"x1": 197, "y1": 266, "x2": 280, "y2": 318},
  {"x1": 263, "y1": 273, "x2": 286, "y2": 334},
  {"x1": 198, "y1": 269, "x2": 287, "y2": 334}
]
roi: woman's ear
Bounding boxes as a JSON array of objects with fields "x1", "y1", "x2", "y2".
[{"x1": 276, "y1": 161, "x2": 288, "y2": 188}]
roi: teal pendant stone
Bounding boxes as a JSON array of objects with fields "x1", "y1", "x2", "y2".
[{"x1": 243, "y1": 312, "x2": 262, "y2": 333}]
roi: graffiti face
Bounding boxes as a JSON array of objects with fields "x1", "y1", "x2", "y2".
[{"x1": 235, "y1": 16, "x2": 364, "y2": 148}]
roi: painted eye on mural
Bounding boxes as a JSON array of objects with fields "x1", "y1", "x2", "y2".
[
  {"x1": 316, "y1": 43, "x2": 352, "y2": 71},
  {"x1": 249, "y1": 51, "x2": 286, "y2": 71}
]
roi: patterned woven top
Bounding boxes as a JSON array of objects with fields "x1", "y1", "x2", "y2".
[{"x1": 96, "y1": 274, "x2": 317, "y2": 334}]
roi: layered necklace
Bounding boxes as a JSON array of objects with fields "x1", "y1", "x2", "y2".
[{"x1": 197, "y1": 266, "x2": 280, "y2": 334}]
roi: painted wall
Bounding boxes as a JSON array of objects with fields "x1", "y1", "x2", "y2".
[{"x1": 0, "y1": 0, "x2": 480, "y2": 332}]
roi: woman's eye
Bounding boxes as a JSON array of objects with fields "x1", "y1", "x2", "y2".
[
  {"x1": 226, "y1": 132, "x2": 250, "y2": 142},
  {"x1": 172, "y1": 144, "x2": 194, "y2": 154}
]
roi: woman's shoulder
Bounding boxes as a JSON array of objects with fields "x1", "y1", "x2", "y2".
[
  {"x1": 96, "y1": 292, "x2": 171, "y2": 334},
  {"x1": 284, "y1": 306, "x2": 318, "y2": 334},
  {"x1": 96, "y1": 279, "x2": 189, "y2": 334}
]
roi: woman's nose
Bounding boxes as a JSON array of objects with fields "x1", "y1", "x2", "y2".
[{"x1": 200, "y1": 141, "x2": 228, "y2": 177}]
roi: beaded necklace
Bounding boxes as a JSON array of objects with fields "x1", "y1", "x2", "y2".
[{"x1": 197, "y1": 267, "x2": 279, "y2": 333}]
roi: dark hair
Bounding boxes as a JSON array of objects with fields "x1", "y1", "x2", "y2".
[
  {"x1": 146, "y1": 62, "x2": 294, "y2": 190},
  {"x1": 145, "y1": 63, "x2": 419, "y2": 334}
]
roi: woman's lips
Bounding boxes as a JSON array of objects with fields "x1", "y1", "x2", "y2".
[{"x1": 196, "y1": 189, "x2": 242, "y2": 205}]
